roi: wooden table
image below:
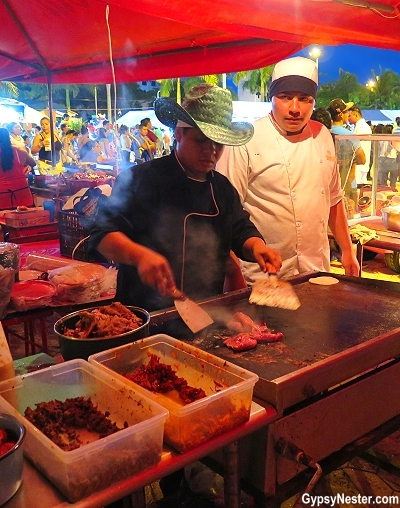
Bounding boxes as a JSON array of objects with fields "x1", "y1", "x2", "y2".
[{"x1": 330, "y1": 217, "x2": 400, "y2": 274}]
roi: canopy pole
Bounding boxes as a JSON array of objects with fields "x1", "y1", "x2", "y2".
[{"x1": 46, "y1": 74, "x2": 56, "y2": 170}]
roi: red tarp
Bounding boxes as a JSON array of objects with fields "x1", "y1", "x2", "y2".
[{"x1": 0, "y1": 0, "x2": 399, "y2": 84}]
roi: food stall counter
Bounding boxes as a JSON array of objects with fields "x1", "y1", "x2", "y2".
[{"x1": 4, "y1": 401, "x2": 276, "y2": 508}]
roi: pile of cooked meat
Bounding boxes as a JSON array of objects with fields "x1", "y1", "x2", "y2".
[
  {"x1": 125, "y1": 354, "x2": 206, "y2": 405},
  {"x1": 62, "y1": 302, "x2": 143, "y2": 338},
  {"x1": 224, "y1": 312, "x2": 284, "y2": 351},
  {"x1": 24, "y1": 396, "x2": 126, "y2": 451}
]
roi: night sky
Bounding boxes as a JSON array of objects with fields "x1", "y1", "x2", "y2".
[{"x1": 297, "y1": 44, "x2": 400, "y2": 85}]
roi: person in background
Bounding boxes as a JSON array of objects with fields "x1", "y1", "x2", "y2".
[
  {"x1": 347, "y1": 106, "x2": 372, "y2": 186},
  {"x1": 62, "y1": 130, "x2": 79, "y2": 164},
  {"x1": 7, "y1": 122, "x2": 26, "y2": 152},
  {"x1": 96, "y1": 127, "x2": 115, "y2": 160},
  {"x1": 118, "y1": 125, "x2": 132, "y2": 164},
  {"x1": 162, "y1": 128, "x2": 171, "y2": 155},
  {"x1": 133, "y1": 123, "x2": 155, "y2": 162},
  {"x1": 310, "y1": 107, "x2": 332, "y2": 130},
  {"x1": 22, "y1": 135, "x2": 32, "y2": 156},
  {"x1": 102, "y1": 120, "x2": 115, "y2": 145},
  {"x1": 218, "y1": 56, "x2": 359, "y2": 281},
  {"x1": 31, "y1": 117, "x2": 63, "y2": 174},
  {"x1": 89, "y1": 83, "x2": 282, "y2": 314},
  {"x1": 0, "y1": 128, "x2": 36, "y2": 209},
  {"x1": 62, "y1": 113, "x2": 71, "y2": 128},
  {"x1": 140, "y1": 118, "x2": 157, "y2": 155},
  {"x1": 327, "y1": 98, "x2": 366, "y2": 209},
  {"x1": 377, "y1": 124, "x2": 398, "y2": 188},
  {"x1": 77, "y1": 125, "x2": 91, "y2": 157},
  {"x1": 59, "y1": 123, "x2": 69, "y2": 142}
]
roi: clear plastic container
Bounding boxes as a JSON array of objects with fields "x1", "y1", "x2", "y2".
[
  {"x1": 0, "y1": 359, "x2": 168, "y2": 502},
  {"x1": 89, "y1": 334, "x2": 258, "y2": 452}
]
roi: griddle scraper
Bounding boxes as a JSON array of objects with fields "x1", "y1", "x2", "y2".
[
  {"x1": 249, "y1": 275, "x2": 300, "y2": 310},
  {"x1": 171, "y1": 290, "x2": 214, "y2": 333}
]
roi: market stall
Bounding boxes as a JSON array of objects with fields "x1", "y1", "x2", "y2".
[{"x1": 147, "y1": 274, "x2": 400, "y2": 504}]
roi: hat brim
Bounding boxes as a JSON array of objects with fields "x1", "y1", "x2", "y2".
[
  {"x1": 343, "y1": 101, "x2": 354, "y2": 112},
  {"x1": 154, "y1": 97, "x2": 253, "y2": 146}
]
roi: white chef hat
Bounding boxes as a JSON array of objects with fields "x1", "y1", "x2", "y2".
[{"x1": 269, "y1": 56, "x2": 318, "y2": 99}]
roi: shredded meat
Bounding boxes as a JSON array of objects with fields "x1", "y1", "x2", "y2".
[
  {"x1": 63, "y1": 302, "x2": 143, "y2": 338},
  {"x1": 224, "y1": 312, "x2": 284, "y2": 352},
  {"x1": 24, "y1": 397, "x2": 127, "y2": 451},
  {"x1": 125, "y1": 354, "x2": 206, "y2": 405}
]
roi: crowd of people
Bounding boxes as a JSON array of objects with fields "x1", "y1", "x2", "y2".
[{"x1": 0, "y1": 111, "x2": 174, "y2": 209}]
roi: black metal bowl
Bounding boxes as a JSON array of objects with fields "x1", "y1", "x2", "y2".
[{"x1": 54, "y1": 306, "x2": 150, "y2": 361}]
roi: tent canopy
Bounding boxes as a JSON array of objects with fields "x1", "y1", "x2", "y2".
[
  {"x1": 0, "y1": 0, "x2": 399, "y2": 85},
  {"x1": 116, "y1": 110, "x2": 164, "y2": 129}
]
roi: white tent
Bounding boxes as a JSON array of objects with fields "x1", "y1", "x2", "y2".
[
  {"x1": 23, "y1": 105, "x2": 43, "y2": 125},
  {"x1": 116, "y1": 109, "x2": 164, "y2": 129}
]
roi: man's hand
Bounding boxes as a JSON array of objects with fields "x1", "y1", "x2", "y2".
[
  {"x1": 340, "y1": 250, "x2": 360, "y2": 277},
  {"x1": 243, "y1": 237, "x2": 282, "y2": 274},
  {"x1": 136, "y1": 249, "x2": 178, "y2": 296}
]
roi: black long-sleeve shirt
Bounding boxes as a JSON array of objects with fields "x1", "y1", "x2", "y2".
[{"x1": 89, "y1": 152, "x2": 263, "y2": 311}]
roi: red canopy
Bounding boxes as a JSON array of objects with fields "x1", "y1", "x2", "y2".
[{"x1": 1, "y1": 0, "x2": 399, "y2": 84}]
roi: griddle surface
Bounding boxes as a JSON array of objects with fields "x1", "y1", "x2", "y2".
[{"x1": 187, "y1": 276, "x2": 400, "y2": 382}]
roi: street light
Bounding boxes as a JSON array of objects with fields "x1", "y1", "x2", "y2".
[
  {"x1": 309, "y1": 46, "x2": 321, "y2": 67},
  {"x1": 366, "y1": 79, "x2": 376, "y2": 90}
]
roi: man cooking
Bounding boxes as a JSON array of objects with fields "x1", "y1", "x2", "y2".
[
  {"x1": 89, "y1": 84, "x2": 281, "y2": 312},
  {"x1": 218, "y1": 56, "x2": 359, "y2": 282}
]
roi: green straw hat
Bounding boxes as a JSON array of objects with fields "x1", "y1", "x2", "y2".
[{"x1": 154, "y1": 84, "x2": 254, "y2": 146}]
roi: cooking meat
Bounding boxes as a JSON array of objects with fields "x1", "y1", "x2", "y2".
[
  {"x1": 224, "y1": 311, "x2": 284, "y2": 351},
  {"x1": 63, "y1": 302, "x2": 143, "y2": 338},
  {"x1": 226, "y1": 311, "x2": 256, "y2": 333},
  {"x1": 224, "y1": 334, "x2": 258, "y2": 352},
  {"x1": 255, "y1": 331, "x2": 284, "y2": 342}
]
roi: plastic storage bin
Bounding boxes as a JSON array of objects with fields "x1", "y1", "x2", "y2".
[
  {"x1": 89, "y1": 334, "x2": 258, "y2": 452},
  {"x1": 0, "y1": 359, "x2": 168, "y2": 502}
]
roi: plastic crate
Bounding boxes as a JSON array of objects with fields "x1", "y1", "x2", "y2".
[{"x1": 58, "y1": 210, "x2": 95, "y2": 262}]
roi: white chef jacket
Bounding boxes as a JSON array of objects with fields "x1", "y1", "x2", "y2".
[{"x1": 217, "y1": 114, "x2": 343, "y2": 281}]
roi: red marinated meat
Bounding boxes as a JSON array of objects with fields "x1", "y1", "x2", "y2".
[
  {"x1": 224, "y1": 334, "x2": 258, "y2": 352},
  {"x1": 224, "y1": 312, "x2": 284, "y2": 351},
  {"x1": 226, "y1": 312, "x2": 257, "y2": 333},
  {"x1": 254, "y1": 331, "x2": 284, "y2": 342}
]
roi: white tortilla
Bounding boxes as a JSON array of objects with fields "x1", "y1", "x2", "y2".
[{"x1": 309, "y1": 276, "x2": 339, "y2": 286}]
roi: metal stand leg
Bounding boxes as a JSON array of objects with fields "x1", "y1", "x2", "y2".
[
  {"x1": 223, "y1": 440, "x2": 241, "y2": 508},
  {"x1": 356, "y1": 242, "x2": 364, "y2": 277}
]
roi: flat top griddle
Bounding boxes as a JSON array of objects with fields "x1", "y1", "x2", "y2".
[{"x1": 151, "y1": 273, "x2": 400, "y2": 384}]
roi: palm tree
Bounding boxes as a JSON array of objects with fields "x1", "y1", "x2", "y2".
[
  {"x1": 157, "y1": 75, "x2": 220, "y2": 104},
  {"x1": 367, "y1": 68, "x2": 400, "y2": 109},
  {"x1": 0, "y1": 81, "x2": 19, "y2": 98},
  {"x1": 233, "y1": 66, "x2": 274, "y2": 102}
]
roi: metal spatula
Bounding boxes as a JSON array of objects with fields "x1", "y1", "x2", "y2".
[
  {"x1": 170, "y1": 289, "x2": 214, "y2": 333},
  {"x1": 249, "y1": 275, "x2": 300, "y2": 310}
]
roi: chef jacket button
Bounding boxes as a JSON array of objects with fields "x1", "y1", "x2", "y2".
[
  {"x1": 291, "y1": 191, "x2": 295, "y2": 197},
  {"x1": 296, "y1": 221, "x2": 301, "y2": 227},
  {"x1": 321, "y1": 188, "x2": 325, "y2": 194}
]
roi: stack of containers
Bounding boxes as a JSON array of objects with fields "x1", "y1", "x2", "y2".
[
  {"x1": 89, "y1": 334, "x2": 259, "y2": 452},
  {"x1": 0, "y1": 360, "x2": 168, "y2": 502}
]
